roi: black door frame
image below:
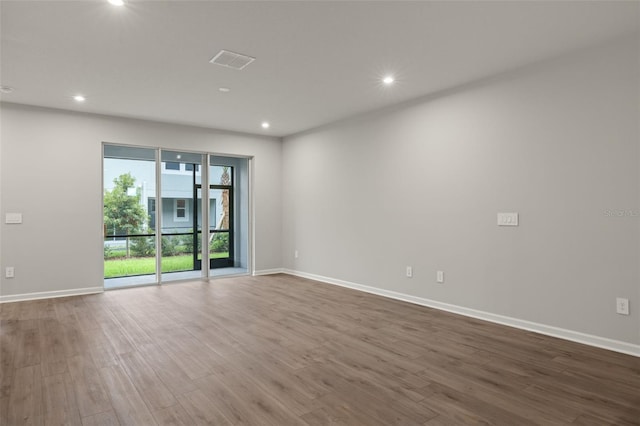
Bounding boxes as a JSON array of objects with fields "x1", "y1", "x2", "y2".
[{"x1": 193, "y1": 165, "x2": 234, "y2": 270}]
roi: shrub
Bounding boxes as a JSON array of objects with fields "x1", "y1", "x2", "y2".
[
  {"x1": 161, "y1": 236, "x2": 179, "y2": 256},
  {"x1": 181, "y1": 232, "x2": 194, "y2": 254},
  {"x1": 131, "y1": 237, "x2": 155, "y2": 257},
  {"x1": 210, "y1": 233, "x2": 229, "y2": 253}
]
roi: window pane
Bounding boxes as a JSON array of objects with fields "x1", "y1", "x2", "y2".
[
  {"x1": 210, "y1": 188, "x2": 230, "y2": 230},
  {"x1": 104, "y1": 145, "x2": 155, "y2": 161},
  {"x1": 210, "y1": 165, "x2": 233, "y2": 186},
  {"x1": 104, "y1": 236, "x2": 156, "y2": 278},
  {"x1": 160, "y1": 234, "x2": 194, "y2": 272},
  {"x1": 165, "y1": 162, "x2": 180, "y2": 170},
  {"x1": 162, "y1": 150, "x2": 202, "y2": 165},
  {"x1": 174, "y1": 199, "x2": 188, "y2": 221},
  {"x1": 148, "y1": 198, "x2": 156, "y2": 229},
  {"x1": 209, "y1": 232, "x2": 229, "y2": 258}
]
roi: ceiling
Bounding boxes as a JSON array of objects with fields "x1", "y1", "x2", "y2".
[{"x1": 1, "y1": 1, "x2": 638, "y2": 137}]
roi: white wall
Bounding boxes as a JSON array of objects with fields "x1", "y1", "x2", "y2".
[
  {"x1": 282, "y1": 37, "x2": 640, "y2": 346},
  {"x1": 0, "y1": 104, "x2": 282, "y2": 298},
  {"x1": 1, "y1": 36, "x2": 638, "y2": 352}
]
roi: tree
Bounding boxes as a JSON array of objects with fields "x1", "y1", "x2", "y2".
[
  {"x1": 104, "y1": 173, "x2": 149, "y2": 258},
  {"x1": 219, "y1": 166, "x2": 230, "y2": 230}
]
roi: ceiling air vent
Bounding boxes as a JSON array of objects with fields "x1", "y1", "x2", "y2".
[{"x1": 209, "y1": 50, "x2": 255, "y2": 70}]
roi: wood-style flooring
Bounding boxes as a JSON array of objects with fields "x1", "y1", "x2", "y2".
[{"x1": 1, "y1": 274, "x2": 638, "y2": 425}]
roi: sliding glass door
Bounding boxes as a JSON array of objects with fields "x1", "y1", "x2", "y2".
[{"x1": 103, "y1": 144, "x2": 250, "y2": 288}]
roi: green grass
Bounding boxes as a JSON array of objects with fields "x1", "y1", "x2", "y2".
[
  {"x1": 104, "y1": 248, "x2": 127, "y2": 259},
  {"x1": 104, "y1": 253, "x2": 229, "y2": 278}
]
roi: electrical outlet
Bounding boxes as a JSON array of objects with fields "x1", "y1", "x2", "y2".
[
  {"x1": 406, "y1": 266, "x2": 413, "y2": 278},
  {"x1": 437, "y1": 270, "x2": 444, "y2": 283},
  {"x1": 294, "y1": 250, "x2": 299, "y2": 259},
  {"x1": 5, "y1": 267, "x2": 15, "y2": 278},
  {"x1": 616, "y1": 298, "x2": 629, "y2": 315}
]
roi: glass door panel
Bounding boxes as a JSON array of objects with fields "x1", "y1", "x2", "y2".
[
  {"x1": 160, "y1": 150, "x2": 203, "y2": 282},
  {"x1": 209, "y1": 187, "x2": 231, "y2": 263},
  {"x1": 193, "y1": 187, "x2": 214, "y2": 270},
  {"x1": 209, "y1": 165, "x2": 234, "y2": 268},
  {"x1": 103, "y1": 145, "x2": 157, "y2": 289}
]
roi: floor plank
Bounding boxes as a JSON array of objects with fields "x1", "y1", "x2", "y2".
[
  {"x1": 118, "y1": 350, "x2": 177, "y2": 410},
  {"x1": 8, "y1": 364, "x2": 44, "y2": 426},
  {"x1": 81, "y1": 410, "x2": 120, "y2": 426},
  {"x1": 42, "y1": 372, "x2": 82, "y2": 426},
  {"x1": 67, "y1": 355, "x2": 112, "y2": 418},
  {"x1": 175, "y1": 389, "x2": 232, "y2": 426},
  {"x1": 151, "y1": 403, "x2": 195, "y2": 426},
  {"x1": 98, "y1": 364, "x2": 157, "y2": 426}
]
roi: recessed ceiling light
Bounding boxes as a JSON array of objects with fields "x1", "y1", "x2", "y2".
[
  {"x1": 176, "y1": 155, "x2": 182, "y2": 159},
  {"x1": 73, "y1": 95, "x2": 86, "y2": 102},
  {"x1": 382, "y1": 75, "x2": 395, "y2": 85},
  {"x1": 0, "y1": 86, "x2": 14, "y2": 94},
  {"x1": 108, "y1": 0, "x2": 125, "y2": 6},
  {"x1": 218, "y1": 87, "x2": 230, "y2": 93},
  {"x1": 261, "y1": 122, "x2": 270, "y2": 129}
]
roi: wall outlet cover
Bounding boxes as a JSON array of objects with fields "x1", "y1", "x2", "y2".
[
  {"x1": 497, "y1": 212, "x2": 518, "y2": 226},
  {"x1": 616, "y1": 298, "x2": 630, "y2": 315},
  {"x1": 5, "y1": 213, "x2": 22, "y2": 224}
]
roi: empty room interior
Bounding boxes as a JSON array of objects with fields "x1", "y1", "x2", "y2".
[{"x1": 1, "y1": 1, "x2": 639, "y2": 425}]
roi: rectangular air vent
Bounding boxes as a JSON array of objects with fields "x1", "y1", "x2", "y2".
[{"x1": 209, "y1": 50, "x2": 255, "y2": 70}]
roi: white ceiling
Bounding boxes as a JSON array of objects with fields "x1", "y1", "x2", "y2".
[{"x1": 1, "y1": 1, "x2": 638, "y2": 137}]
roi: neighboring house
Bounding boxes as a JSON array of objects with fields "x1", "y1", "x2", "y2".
[
  {"x1": 104, "y1": 159, "x2": 223, "y2": 234},
  {"x1": 145, "y1": 162, "x2": 221, "y2": 232}
]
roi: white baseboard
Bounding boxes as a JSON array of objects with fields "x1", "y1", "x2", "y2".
[
  {"x1": 0, "y1": 287, "x2": 104, "y2": 303},
  {"x1": 253, "y1": 268, "x2": 284, "y2": 276},
  {"x1": 282, "y1": 269, "x2": 640, "y2": 357}
]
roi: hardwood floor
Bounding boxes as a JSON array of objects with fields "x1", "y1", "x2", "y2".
[{"x1": 1, "y1": 274, "x2": 638, "y2": 425}]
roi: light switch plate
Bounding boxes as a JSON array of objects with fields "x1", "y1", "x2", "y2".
[
  {"x1": 5, "y1": 213, "x2": 22, "y2": 224},
  {"x1": 497, "y1": 212, "x2": 518, "y2": 226}
]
